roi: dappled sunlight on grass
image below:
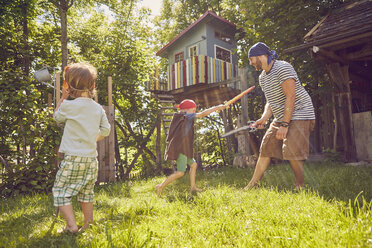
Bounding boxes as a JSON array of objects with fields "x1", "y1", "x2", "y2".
[{"x1": 0, "y1": 162, "x2": 371, "y2": 247}]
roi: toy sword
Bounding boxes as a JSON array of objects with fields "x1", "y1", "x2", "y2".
[
  {"x1": 221, "y1": 121, "x2": 257, "y2": 138},
  {"x1": 225, "y1": 86, "x2": 255, "y2": 106}
]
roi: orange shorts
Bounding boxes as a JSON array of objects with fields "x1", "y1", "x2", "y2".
[{"x1": 260, "y1": 120, "x2": 315, "y2": 161}]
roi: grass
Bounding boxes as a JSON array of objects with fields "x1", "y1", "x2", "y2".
[{"x1": 0, "y1": 162, "x2": 371, "y2": 247}]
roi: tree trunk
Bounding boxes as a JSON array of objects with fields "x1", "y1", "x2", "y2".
[
  {"x1": 59, "y1": 0, "x2": 68, "y2": 71},
  {"x1": 51, "y1": 0, "x2": 73, "y2": 71}
]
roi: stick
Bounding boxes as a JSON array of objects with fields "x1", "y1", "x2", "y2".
[{"x1": 225, "y1": 86, "x2": 255, "y2": 106}]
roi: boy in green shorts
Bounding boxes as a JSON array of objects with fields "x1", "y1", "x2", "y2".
[{"x1": 156, "y1": 99, "x2": 226, "y2": 196}]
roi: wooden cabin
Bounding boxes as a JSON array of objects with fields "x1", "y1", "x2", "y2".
[
  {"x1": 284, "y1": 0, "x2": 372, "y2": 162},
  {"x1": 155, "y1": 11, "x2": 241, "y2": 108}
]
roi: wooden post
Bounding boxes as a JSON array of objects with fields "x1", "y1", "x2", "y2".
[
  {"x1": 107, "y1": 76, "x2": 115, "y2": 181},
  {"x1": 156, "y1": 112, "x2": 162, "y2": 170},
  {"x1": 108, "y1": 76, "x2": 112, "y2": 106},
  {"x1": 232, "y1": 68, "x2": 255, "y2": 167},
  {"x1": 97, "y1": 76, "x2": 115, "y2": 183},
  {"x1": 94, "y1": 90, "x2": 98, "y2": 102},
  {"x1": 155, "y1": 67, "x2": 159, "y2": 90},
  {"x1": 326, "y1": 63, "x2": 357, "y2": 162},
  {"x1": 48, "y1": 93, "x2": 52, "y2": 108},
  {"x1": 56, "y1": 72, "x2": 60, "y2": 104},
  {"x1": 240, "y1": 68, "x2": 251, "y2": 155}
]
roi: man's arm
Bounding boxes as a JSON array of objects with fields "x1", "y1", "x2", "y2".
[
  {"x1": 253, "y1": 102, "x2": 273, "y2": 129},
  {"x1": 261, "y1": 102, "x2": 273, "y2": 122},
  {"x1": 195, "y1": 104, "x2": 226, "y2": 118},
  {"x1": 275, "y1": 78, "x2": 295, "y2": 140},
  {"x1": 281, "y1": 78, "x2": 296, "y2": 123}
]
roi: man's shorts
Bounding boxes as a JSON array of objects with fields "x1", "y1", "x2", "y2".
[
  {"x1": 260, "y1": 120, "x2": 315, "y2": 161},
  {"x1": 53, "y1": 155, "x2": 98, "y2": 206},
  {"x1": 176, "y1": 153, "x2": 195, "y2": 172}
]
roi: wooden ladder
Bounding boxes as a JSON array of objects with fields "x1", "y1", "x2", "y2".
[{"x1": 156, "y1": 94, "x2": 176, "y2": 136}]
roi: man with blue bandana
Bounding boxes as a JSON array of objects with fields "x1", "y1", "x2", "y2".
[{"x1": 245, "y1": 42, "x2": 315, "y2": 190}]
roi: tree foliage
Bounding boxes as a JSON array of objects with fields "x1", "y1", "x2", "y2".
[
  {"x1": 0, "y1": 0, "x2": 356, "y2": 196},
  {"x1": 0, "y1": 0, "x2": 159, "y2": 196}
]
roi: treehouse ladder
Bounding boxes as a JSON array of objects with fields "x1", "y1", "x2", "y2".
[{"x1": 156, "y1": 93, "x2": 176, "y2": 136}]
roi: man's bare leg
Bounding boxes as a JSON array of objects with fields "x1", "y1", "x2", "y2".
[
  {"x1": 289, "y1": 160, "x2": 304, "y2": 189},
  {"x1": 244, "y1": 156, "x2": 271, "y2": 189},
  {"x1": 58, "y1": 204, "x2": 79, "y2": 233},
  {"x1": 189, "y1": 162, "x2": 201, "y2": 193},
  {"x1": 156, "y1": 171, "x2": 185, "y2": 196}
]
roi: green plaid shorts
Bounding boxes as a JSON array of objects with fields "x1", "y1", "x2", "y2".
[{"x1": 53, "y1": 155, "x2": 98, "y2": 206}]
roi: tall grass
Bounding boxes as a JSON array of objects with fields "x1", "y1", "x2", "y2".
[{"x1": 0, "y1": 162, "x2": 371, "y2": 247}]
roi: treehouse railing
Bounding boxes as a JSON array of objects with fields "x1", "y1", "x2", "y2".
[{"x1": 147, "y1": 55, "x2": 239, "y2": 92}]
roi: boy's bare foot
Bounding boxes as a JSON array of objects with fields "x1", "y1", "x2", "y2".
[
  {"x1": 190, "y1": 187, "x2": 202, "y2": 193},
  {"x1": 156, "y1": 184, "x2": 163, "y2": 196}
]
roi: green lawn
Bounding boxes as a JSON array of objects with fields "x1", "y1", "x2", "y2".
[{"x1": 0, "y1": 162, "x2": 371, "y2": 247}]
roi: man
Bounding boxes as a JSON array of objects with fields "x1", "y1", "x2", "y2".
[{"x1": 245, "y1": 42, "x2": 315, "y2": 189}]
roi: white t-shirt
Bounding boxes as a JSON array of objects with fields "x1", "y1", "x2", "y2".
[{"x1": 54, "y1": 97, "x2": 111, "y2": 157}]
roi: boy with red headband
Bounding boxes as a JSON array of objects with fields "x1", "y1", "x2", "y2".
[{"x1": 156, "y1": 99, "x2": 226, "y2": 196}]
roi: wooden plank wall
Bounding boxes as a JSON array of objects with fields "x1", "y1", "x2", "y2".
[
  {"x1": 352, "y1": 111, "x2": 372, "y2": 161},
  {"x1": 97, "y1": 105, "x2": 115, "y2": 183},
  {"x1": 97, "y1": 77, "x2": 115, "y2": 183}
]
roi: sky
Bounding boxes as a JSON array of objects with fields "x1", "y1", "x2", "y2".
[{"x1": 139, "y1": 0, "x2": 163, "y2": 17}]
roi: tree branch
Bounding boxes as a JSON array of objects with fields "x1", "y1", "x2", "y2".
[{"x1": 123, "y1": 123, "x2": 156, "y2": 178}]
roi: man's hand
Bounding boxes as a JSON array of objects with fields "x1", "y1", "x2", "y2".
[
  {"x1": 252, "y1": 118, "x2": 267, "y2": 129},
  {"x1": 275, "y1": 126, "x2": 288, "y2": 140}
]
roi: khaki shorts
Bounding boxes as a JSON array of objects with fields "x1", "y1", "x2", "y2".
[{"x1": 260, "y1": 120, "x2": 315, "y2": 161}]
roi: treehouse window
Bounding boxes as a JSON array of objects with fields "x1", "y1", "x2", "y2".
[
  {"x1": 215, "y1": 45, "x2": 231, "y2": 63},
  {"x1": 215, "y1": 31, "x2": 232, "y2": 44},
  {"x1": 175, "y1": 52, "x2": 184, "y2": 63},
  {"x1": 189, "y1": 45, "x2": 198, "y2": 57}
]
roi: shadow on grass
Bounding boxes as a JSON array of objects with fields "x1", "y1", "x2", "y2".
[
  {"x1": 95, "y1": 182, "x2": 132, "y2": 198},
  {"x1": 162, "y1": 162, "x2": 372, "y2": 204},
  {"x1": 27, "y1": 231, "x2": 79, "y2": 248}
]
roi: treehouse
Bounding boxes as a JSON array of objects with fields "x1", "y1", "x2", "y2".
[{"x1": 155, "y1": 11, "x2": 241, "y2": 108}]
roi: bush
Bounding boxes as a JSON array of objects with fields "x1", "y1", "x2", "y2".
[{"x1": 0, "y1": 71, "x2": 62, "y2": 197}]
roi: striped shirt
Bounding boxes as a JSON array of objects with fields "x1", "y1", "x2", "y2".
[{"x1": 259, "y1": 60, "x2": 315, "y2": 121}]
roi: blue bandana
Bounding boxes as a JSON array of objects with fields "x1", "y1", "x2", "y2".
[{"x1": 248, "y1": 42, "x2": 278, "y2": 65}]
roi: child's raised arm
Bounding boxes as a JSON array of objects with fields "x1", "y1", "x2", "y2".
[
  {"x1": 195, "y1": 104, "x2": 227, "y2": 118},
  {"x1": 54, "y1": 87, "x2": 70, "y2": 113}
]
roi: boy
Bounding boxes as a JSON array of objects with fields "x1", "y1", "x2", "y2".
[{"x1": 156, "y1": 99, "x2": 226, "y2": 195}]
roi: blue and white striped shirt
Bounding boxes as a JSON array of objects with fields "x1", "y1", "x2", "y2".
[{"x1": 259, "y1": 60, "x2": 315, "y2": 121}]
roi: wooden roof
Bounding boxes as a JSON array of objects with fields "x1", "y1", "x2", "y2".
[{"x1": 284, "y1": 0, "x2": 372, "y2": 54}]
